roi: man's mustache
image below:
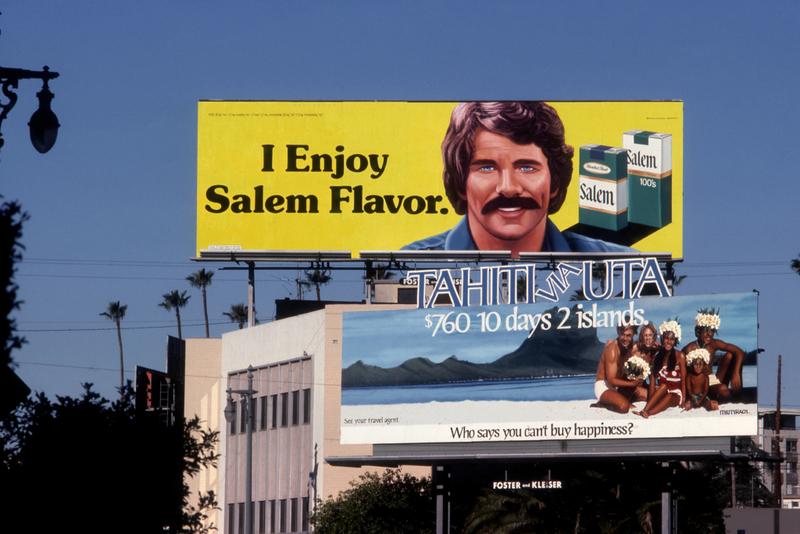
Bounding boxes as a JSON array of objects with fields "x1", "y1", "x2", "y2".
[{"x1": 481, "y1": 196, "x2": 541, "y2": 215}]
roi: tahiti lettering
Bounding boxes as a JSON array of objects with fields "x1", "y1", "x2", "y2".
[{"x1": 409, "y1": 259, "x2": 668, "y2": 309}]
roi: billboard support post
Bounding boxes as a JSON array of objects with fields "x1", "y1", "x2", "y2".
[
  {"x1": 247, "y1": 262, "x2": 255, "y2": 328},
  {"x1": 433, "y1": 465, "x2": 450, "y2": 534}
]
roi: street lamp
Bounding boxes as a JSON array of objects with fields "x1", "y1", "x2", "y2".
[
  {"x1": 224, "y1": 366, "x2": 258, "y2": 534},
  {"x1": 0, "y1": 66, "x2": 60, "y2": 153}
]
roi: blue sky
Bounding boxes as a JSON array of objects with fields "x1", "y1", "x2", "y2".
[{"x1": 2, "y1": 1, "x2": 799, "y2": 408}]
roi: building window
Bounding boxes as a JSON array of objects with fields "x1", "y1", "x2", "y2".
[
  {"x1": 303, "y1": 388, "x2": 311, "y2": 424},
  {"x1": 238, "y1": 502, "x2": 245, "y2": 534},
  {"x1": 290, "y1": 498, "x2": 298, "y2": 532},
  {"x1": 279, "y1": 499, "x2": 287, "y2": 533},
  {"x1": 787, "y1": 440, "x2": 798, "y2": 453},
  {"x1": 281, "y1": 392, "x2": 289, "y2": 427},
  {"x1": 270, "y1": 394, "x2": 278, "y2": 429},
  {"x1": 258, "y1": 501, "x2": 266, "y2": 534},
  {"x1": 228, "y1": 503, "x2": 235, "y2": 534},
  {"x1": 229, "y1": 402, "x2": 237, "y2": 435},
  {"x1": 788, "y1": 462, "x2": 798, "y2": 472},
  {"x1": 302, "y1": 497, "x2": 309, "y2": 532},
  {"x1": 260, "y1": 397, "x2": 268, "y2": 430},
  {"x1": 269, "y1": 500, "x2": 276, "y2": 533},
  {"x1": 291, "y1": 390, "x2": 300, "y2": 426}
]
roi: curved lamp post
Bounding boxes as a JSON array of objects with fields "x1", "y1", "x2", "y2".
[
  {"x1": 224, "y1": 366, "x2": 258, "y2": 534},
  {"x1": 0, "y1": 65, "x2": 60, "y2": 153}
]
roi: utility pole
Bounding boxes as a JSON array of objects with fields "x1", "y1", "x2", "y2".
[{"x1": 773, "y1": 355, "x2": 782, "y2": 508}]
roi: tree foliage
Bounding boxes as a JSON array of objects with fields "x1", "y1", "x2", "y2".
[
  {"x1": 304, "y1": 268, "x2": 332, "y2": 301},
  {"x1": 0, "y1": 199, "x2": 28, "y2": 366},
  {"x1": 310, "y1": 469, "x2": 435, "y2": 534},
  {"x1": 187, "y1": 269, "x2": 214, "y2": 338},
  {"x1": 0, "y1": 382, "x2": 219, "y2": 534},
  {"x1": 223, "y1": 302, "x2": 255, "y2": 329},
  {"x1": 100, "y1": 300, "x2": 128, "y2": 394},
  {"x1": 459, "y1": 460, "x2": 769, "y2": 534},
  {"x1": 160, "y1": 289, "x2": 191, "y2": 339}
]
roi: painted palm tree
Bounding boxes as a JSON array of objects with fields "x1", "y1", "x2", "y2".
[
  {"x1": 159, "y1": 290, "x2": 191, "y2": 339},
  {"x1": 186, "y1": 268, "x2": 214, "y2": 338},
  {"x1": 223, "y1": 303, "x2": 256, "y2": 329},
  {"x1": 100, "y1": 301, "x2": 127, "y2": 395},
  {"x1": 304, "y1": 268, "x2": 332, "y2": 301}
]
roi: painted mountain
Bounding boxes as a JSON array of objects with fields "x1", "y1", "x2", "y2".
[{"x1": 342, "y1": 305, "x2": 606, "y2": 388}]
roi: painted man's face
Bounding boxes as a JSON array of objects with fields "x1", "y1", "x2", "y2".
[
  {"x1": 461, "y1": 129, "x2": 556, "y2": 248},
  {"x1": 618, "y1": 328, "x2": 635, "y2": 349}
]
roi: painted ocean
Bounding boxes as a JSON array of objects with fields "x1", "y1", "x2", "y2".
[{"x1": 341, "y1": 366, "x2": 757, "y2": 406}]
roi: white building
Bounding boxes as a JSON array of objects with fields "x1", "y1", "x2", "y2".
[{"x1": 202, "y1": 303, "x2": 427, "y2": 534}]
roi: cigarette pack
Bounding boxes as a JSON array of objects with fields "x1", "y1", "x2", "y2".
[
  {"x1": 578, "y1": 144, "x2": 628, "y2": 231},
  {"x1": 623, "y1": 130, "x2": 672, "y2": 228}
]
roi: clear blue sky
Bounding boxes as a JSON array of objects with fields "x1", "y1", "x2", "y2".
[{"x1": 2, "y1": 2, "x2": 798, "y2": 408}]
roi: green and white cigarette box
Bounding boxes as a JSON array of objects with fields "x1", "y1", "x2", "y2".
[
  {"x1": 578, "y1": 144, "x2": 628, "y2": 231},
  {"x1": 624, "y1": 130, "x2": 672, "y2": 228}
]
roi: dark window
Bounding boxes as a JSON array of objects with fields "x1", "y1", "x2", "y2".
[
  {"x1": 301, "y1": 497, "x2": 309, "y2": 532},
  {"x1": 258, "y1": 501, "x2": 266, "y2": 534},
  {"x1": 260, "y1": 397, "x2": 268, "y2": 430},
  {"x1": 270, "y1": 394, "x2": 278, "y2": 429},
  {"x1": 228, "y1": 503, "x2": 235, "y2": 534},
  {"x1": 290, "y1": 498, "x2": 298, "y2": 532},
  {"x1": 291, "y1": 390, "x2": 300, "y2": 426},
  {"x1": 238, "y1": 502, "x2": 245, "y2": 534},
  {"x1": 397, "y1": 287, "x2": 416, "y2": 304},
  {"x1": 229, "y1": 402, "x2": 237, "y2": 435},
  {"x1": 281, "y1": 392, "x2": 289, "y2": 427},
  {"x1": 303, "y1": 389, "x2": 311, "y2": 424},
  {"x1": 269, "y1": 501, "x2": 276, "y2": 533},
  {"x1": 279, "y1": 500, "x2": 287, "y2": 533},
  {"x1": 788, "y1": 440, "x2": 798, "y2": 452}
]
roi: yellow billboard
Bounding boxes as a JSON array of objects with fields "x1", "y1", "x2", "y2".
[{"x1": 197, "y1": 101, "x2": 682, "y2": 257}]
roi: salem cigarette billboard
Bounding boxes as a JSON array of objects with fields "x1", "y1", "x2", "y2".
[
  {"x1": 197, "y1": 101, "x2": 683, "y2": 257},
  {"x1": 340, "y1": 292, "x2": 757, "y2": 444}
]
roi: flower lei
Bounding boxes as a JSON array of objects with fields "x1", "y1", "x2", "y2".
[
  {"x1": 658, "y1": 319, "x2": 682, "y2": 343},
  {"x1": 624, "y1": 355, "x2": 651, "y2": 380},
  {"x1": 695, "y1": 307, "x2": 721, "y2": 330},
  {"x1": 685, "y1": 348, "x2": 711, "y2": 366}
]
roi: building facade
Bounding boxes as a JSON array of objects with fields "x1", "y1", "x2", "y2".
[{"x1": 215, "y1": 304, "x2": 427, "y2": 534}]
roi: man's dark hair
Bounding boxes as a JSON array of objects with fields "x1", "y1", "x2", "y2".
[
  {"x1": 441, "y1": 102, "x2": 574, "y2": 216},
  {"x1": 617, "y1": 324, "x2": 640, "y2": 337}
]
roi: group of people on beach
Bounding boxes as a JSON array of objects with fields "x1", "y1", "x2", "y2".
[{"x1": 593, "y1": 309, "x2": 745, "y2": 418}]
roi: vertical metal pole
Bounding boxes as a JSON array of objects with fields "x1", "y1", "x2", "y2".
[
  {"x1": 247, "y1": 262, "x2": 255, "y2": 328},
  {"x1": 661, "y1": 491, "x2": 671, "y2": 534},
  {"x1": 433, "y1": 465, "x2": 450, "y2": 534},
  {"x1": 245, "y1": 366, "x2": 254, "y2": 534}
]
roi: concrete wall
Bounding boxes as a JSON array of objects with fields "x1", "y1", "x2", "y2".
[
  {"x1": 185, "y1": 337, "x2": 222, "y2": 531},
  {"x1": 725, "y1": 507, "x2": 800, "y2": 533}
]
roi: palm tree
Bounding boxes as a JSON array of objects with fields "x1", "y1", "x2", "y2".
[
  {"x1": 159, "y1": 290, "x2": 190, "y2": 339},
  {"x1": 304, "y1": 268, "x2": 332, "y2": 301},
  {"x1": 223, "y1": 303, "x2": 256, "y2": 329},
  {"x1": 793, "y1": 254, "x2": 800, "y2": 276},
  {"x1": 100, "y1": 301, "x2": 127, "y2": 396},
  {"x1": 186, "y1": 268, "x2": 214, "y2": 338}
]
